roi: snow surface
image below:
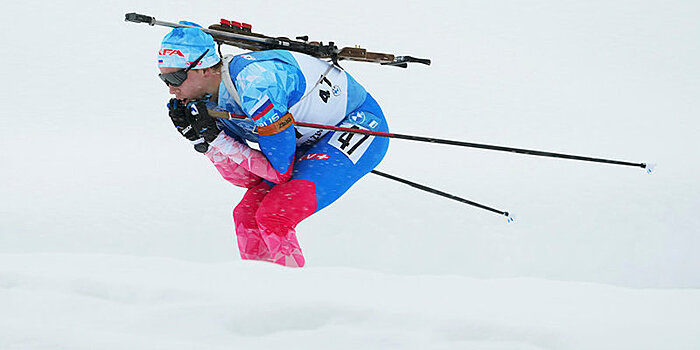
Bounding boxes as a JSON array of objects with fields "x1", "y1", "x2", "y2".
[
  {"x1": 2, "y1": 0, "x2": 700, "y2": 349},
  {"x1": 3, "y1": 254, "x2": 699, "y2": 350}
]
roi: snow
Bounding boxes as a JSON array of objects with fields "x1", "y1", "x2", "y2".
[
  {"x1": 3, "y1": 254, "x2": 699, "y2": 350},
  {"x1": 2, "y1": 0, "x2": 700, "y2": 349}
]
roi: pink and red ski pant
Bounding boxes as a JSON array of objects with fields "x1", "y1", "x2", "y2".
[{"x1": 208, "y1": 94, "x2": 388, "y2": 267}]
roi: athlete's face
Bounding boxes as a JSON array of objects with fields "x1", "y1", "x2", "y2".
[{"x1": 159, "y1": 67, "x2": 209, "y2": 101}]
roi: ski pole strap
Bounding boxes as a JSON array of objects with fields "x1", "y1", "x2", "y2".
[{"x1": 370, "y1": 170, "x2": 510, "y2": 217}]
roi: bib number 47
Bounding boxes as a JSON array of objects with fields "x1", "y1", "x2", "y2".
[{"x1": 328, "y1": 123, "x2": 374, "y2": 164}]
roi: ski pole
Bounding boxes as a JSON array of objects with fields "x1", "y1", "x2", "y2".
[
  {"x1": 370, "y1": 170, "x2": 512, "y2": 220},
  {"x1": 293, "y1": 122, "x2": 647, "y2": 169},
  {"x1": 206, "y1": 111, "x2": 512, "y2": 217},
  {"x1": 210, "y1": 111, "x2": 648, "y2": 170}
]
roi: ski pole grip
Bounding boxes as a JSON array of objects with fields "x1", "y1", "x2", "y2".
[{"x1": 125, "y1": 13, "x2": 155, "y2": 25}]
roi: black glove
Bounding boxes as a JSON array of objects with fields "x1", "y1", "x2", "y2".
[
  {"x1": 167, "y1": 98, "x2": 199, "y2": 142},
  {"x1": 167, "y1": 98, "x2": 221, "y2": 153},
  {"x1": 186, "y1": 100, "x2": 220, "y2": 143}
]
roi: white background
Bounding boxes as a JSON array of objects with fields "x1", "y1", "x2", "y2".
[{"x1": 1, "y1": 1, "x2": 699, "y2": 349}]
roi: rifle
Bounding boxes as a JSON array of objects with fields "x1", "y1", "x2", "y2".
[{"x1": 124, "y1": 13, "x2": 431, "y2": 68}]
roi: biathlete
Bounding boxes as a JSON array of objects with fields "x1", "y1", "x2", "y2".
[{"x1": 158, "y1": 22, "x2": 389, "y2": 267}]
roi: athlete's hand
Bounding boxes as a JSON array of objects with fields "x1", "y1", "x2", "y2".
[
  {"x1": 167, "y1": 98, "x2": 199, "y2": 142},
  {"x1": 186, "y1": 100, "x2": 221, "y2": 143},
  {"x1": 167, "y1": 98, "x2": 221, "y2": 153}
]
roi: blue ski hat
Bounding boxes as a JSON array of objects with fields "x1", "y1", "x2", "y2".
[{"x1": 158, "y1": 21, "x2": 220, "y2": 69}]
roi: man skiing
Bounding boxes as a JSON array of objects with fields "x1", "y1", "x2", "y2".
[{"x1": 158, "y1": 22, "x2": 389, "y2": 267}]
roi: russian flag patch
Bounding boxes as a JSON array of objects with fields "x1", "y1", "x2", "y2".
[{"x1": 250, "y1": 96, "x2": 274, "y2": 121}]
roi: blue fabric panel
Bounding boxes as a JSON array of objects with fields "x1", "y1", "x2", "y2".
[
  {"x1": 290, "y1": 93, "x2": 389, "y2": 211},
  {"x1": 344, "y1": 72, "x2": 368, "y2": 115},
  {"x1": 217, "y1": 119, "x2": 257, "y2": 144},
  {"x1": 258, "y1": 126, "x2": 297, "y2": 176}
]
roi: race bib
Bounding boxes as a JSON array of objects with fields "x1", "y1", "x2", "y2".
[{"x1": 328, "y1": 123, "x2": 374, "y2": 164}]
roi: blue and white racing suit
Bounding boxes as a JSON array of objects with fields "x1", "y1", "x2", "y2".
[{"x1": 203, "y1": 50, "x2": 389, "y2": 267}]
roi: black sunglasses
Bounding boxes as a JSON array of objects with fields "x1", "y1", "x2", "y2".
[{"x1": 158, "y1": 49, "x2": 210, "y2": 87}]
